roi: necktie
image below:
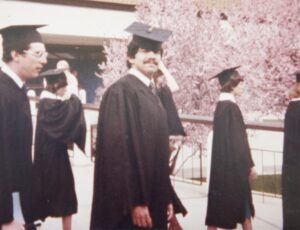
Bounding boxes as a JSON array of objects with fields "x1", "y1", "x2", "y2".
[
  {"x1": 21, "y1": 85, "x2": 31, "y2": 117},
  {"x1": 149, "y1": 82, "x2": 157, "y2": 95},
  {"x1": 21, "y1": 85, "x2": 28, "y2": 97}
]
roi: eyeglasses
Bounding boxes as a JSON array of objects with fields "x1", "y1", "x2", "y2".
[{"x1": 23, "y1": 50, "x2": 48, "y2": 59}]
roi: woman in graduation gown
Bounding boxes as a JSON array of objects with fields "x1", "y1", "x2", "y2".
[
  {"x1": 205, "y1": 67, "x2": 256, "y2": 230},
  {"x1": 33, "y1": 69, "x2": 86, "y2": 230},
  {"x1": 282, "y1": 71, "x2": 300, "y2": 230}
]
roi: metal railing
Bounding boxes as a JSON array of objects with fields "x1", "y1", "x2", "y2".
[
  {"x1": 30, "y1": 97, "x2": 284, "y2": 198},
  {"x1": 89, "y1": 108, "x2": 284, "y2": 198},
  {"x1": 170, "y1": 115, "x2": 283, "y2": 198}
]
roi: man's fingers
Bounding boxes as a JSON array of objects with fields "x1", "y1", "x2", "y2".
[
  {"x1": 132, "y1": 206, "x2": 152, "y2": 228},
  {"x1": 137, "y1": 212, "x2": 152, "y2": 227},
  {"x1": 132, "y1": 212, "x2": 141, "y2": 227},
  {"x1": 145, "y1": 213, "x2": 153, "y2": 228},
  {"x1": 132, "y1": 214, "x2": 138, "y2": 226},
  {"x1": 167, "y1": 203, "x2": 174, "y2": 221},
  {"x1": 139, "y1": 215, "x2": 147, "y2": 227}
]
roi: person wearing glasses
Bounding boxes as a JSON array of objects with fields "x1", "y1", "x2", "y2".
[{"x1": 0, "y1": 24, "x2": 47, "y2": 230}]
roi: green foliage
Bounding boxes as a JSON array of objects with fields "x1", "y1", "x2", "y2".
[{"x1": 251, "y1": 174, "x2": 281, "y2": 195}]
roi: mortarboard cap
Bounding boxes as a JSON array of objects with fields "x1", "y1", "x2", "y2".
[
  {"x1": 39, "y1": 68, "x2": 68, "y2": 89},
  {"x1": 210, "y1": 66, "x2": 241, "y2": 86},
  {"x1": 0, "y1": 24, "x2": 44, "y2": 50},
  {"x1": 294, "y1": 70, "x2": 300, "y2": 83},
  {"x1": 125, "y1": 22, "x2": 172, "y2": 52}
]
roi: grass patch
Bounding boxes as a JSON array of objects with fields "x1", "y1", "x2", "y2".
[
  {"x1": 190, "y1": 174, "x2": 282, "y2": 195},
  {"x1": 251, "y1": 174, "x2": 281, "y2": 195}
]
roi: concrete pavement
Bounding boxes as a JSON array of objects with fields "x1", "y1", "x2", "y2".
[{"x1": 40, "y1": 160, "x2": 282, "y2": 230}]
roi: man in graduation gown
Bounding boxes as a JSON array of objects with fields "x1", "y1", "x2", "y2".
[
  {"x1": 282, "y1": 70, "x2": 300, "y2": 230},
  {"x1": 0, "y1": 24, "x2": 47, "y2": 229},
  {"x1": 90, "y1": 22, "x2": 186, "y2": 230},
  {"x1": 205, "y1": 67, "x2": 256, "y2": 230},
  {"x1": 33, "y1": 69, "x2": 86, "y2": 229}
]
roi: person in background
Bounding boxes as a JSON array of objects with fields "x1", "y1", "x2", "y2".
[
  {"x1": 153, "y1": 63, "x2": 187, "y2": 230},
  {"x1": 205, "y1": 66, "x2": 256, "y2": 230},
  {"x1": 282, "y1": 70, "x2": 300, "y2": 230},
  {"x1": 90, "y1": 22, "x2": 186, "y2": 230},
  {"x1": 0, "y1": 24, "x2": 47, "y2": 230},
  {"x1": 153, "y1": 63, "x2": 185, "y2": 136},
  {"x1": 80, "y1": 63, "x2": 104, "y2": 104},
  {"x1": 71, "y1": 68, "x2": 86, "y2": 103},
  {"x1": 33, "y1": 69, "x2": 86, "y2": 230},
  {"x1": 56, "y1": 59, "x2": 79, "y2": 97}
]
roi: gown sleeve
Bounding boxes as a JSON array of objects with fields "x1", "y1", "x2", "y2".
[
  {"x1": 94, "y1": 84, "x2": 149, "y2": 213},
  {"x1": 0, "y1": 97, "x2": 13, "y2": 225},
  {"x1": 37, "y1": 95, "x2": 86, "y2": 151},
  {"x1": 229, "y1": 104, "x2": 254, "y2": 181}
]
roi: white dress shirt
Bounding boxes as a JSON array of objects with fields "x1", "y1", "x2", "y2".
[
  {"x1": 128, "y1": 68, "x2": 152, "y2": 87},
  {"x1": 40, "y1": 90, "x2": 64, "y2": 101},
  {"x1": 219, "y1": 92, "x2": 236, "y2": 103},
  {"x1": 1, "y1": 63, "x2": 24, "y2": 88}
]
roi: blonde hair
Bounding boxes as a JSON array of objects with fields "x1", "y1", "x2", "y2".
[{"x1": 288, "y1": 83, "x2": 300, "y2": 99}]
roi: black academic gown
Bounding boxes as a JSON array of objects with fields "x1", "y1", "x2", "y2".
[
  {"x1": 33, "y1": 94, "x2": 86, "y2": 220},
  {"x1": 282, "y1": 100, "x2": 300, "y2": 230},
  {"x1": 157, "y1": 85, "x2": 187, "y2": 217},
  {"x1": 0, "y1": 70, "x2": 35, "y2": 225},
  {"x1": 205, "y1": 100, "x2": 254, "y2": 229},
  {"x1": 90, "y1": 74, "x2": 183, "y2": 230},
  {"x1": 157, "y1": 85, "x2": 185, "y2": 136}
]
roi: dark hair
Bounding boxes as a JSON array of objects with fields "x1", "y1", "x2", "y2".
[
  {"x1": 46, "y1": 77, "x2": 68, "y2": 94},
  {"x1": 288, "y1": 83, "x2": 300, "y2": 100},
  {"x1": 221, "y1": 74, "x2": 244, "y2": 92},
  {"x1": 2, "y1": 42, "x2": 30, "y2": 63},
  {"x1": 126, "y1": 40, "x2": 163, "y2": 68},
  {"x1": 126, "y1": 40, "x2": 140, "y2": 68}
]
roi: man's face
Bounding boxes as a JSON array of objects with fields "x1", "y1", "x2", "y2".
[
  {"x1": 18, "y1": 42, "x2": 47, "y2": 80},
  {"x1": 129, "y1": 48, "x2": 161, "y2": 78}
]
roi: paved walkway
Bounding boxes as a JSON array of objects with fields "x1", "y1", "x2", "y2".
[
  {"x1": 40, "y1": 161, "x2": 282, "y2": 230},
  {"x1": 174, "y1": 180, "x2": 282, "y2": 230}
]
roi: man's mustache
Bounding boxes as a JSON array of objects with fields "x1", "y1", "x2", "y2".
[{"x1": 143, "y1": 59, "x2": 158, "y2": 65}]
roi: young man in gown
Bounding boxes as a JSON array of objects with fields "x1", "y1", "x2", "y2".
[
  {"x1": 90, "y1": 22, "x2": 186, "y2": 230},
  {"x1": 0, "y1": 24, "x2": 47, "y2": 230}
]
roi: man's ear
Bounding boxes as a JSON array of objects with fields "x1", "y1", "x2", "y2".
[
  {"x1": 10, "y1": 50, "x2": 22, "y2": 63},
  {"x1": 127, "y1": 56, "x2": 134, "y2": 65}
]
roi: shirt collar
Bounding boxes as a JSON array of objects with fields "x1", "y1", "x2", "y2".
[
  {"x1": 128, "y1": 68, "x2": 151, "y2": 87},
  {"x1": 1, "y1": 63, "x2": 24, "y2": 88},
  {"x1": 219, "y1": 92, "x2": 236, "y2": 103},
  {"x1": 40, "y1": 90, "x2": 63, "y2": 101},
  {"x1": 291, "y1": 97, "x2": 300, "y2": 102}
]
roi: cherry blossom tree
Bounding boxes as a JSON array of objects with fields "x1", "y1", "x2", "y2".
[{"x1": 97, "y1": 0, "x2": 300, "y2": 123}]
